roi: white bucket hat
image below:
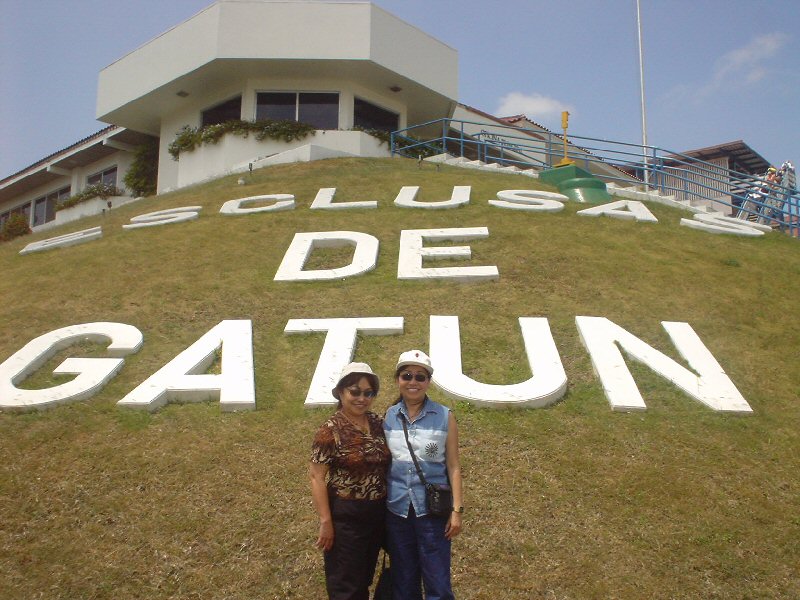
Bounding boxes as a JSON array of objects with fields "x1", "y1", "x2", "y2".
[
  {"x1": 331, "y1": 362, "x2": 380, "y2": 399},
  {"x1": 396, "y1": 349, "x2": 433, "y2": 376}
]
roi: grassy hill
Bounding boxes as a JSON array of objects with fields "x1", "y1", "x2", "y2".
[{"x1": 1, "y1": 157, "x2": 798, "y2": 599}]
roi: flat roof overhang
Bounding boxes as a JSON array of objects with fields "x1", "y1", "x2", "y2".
[
  {"x1": 0, "y1": 128, "x2": 154, "y2": 204},
  {"x1": 97, "y1": 1, "x2": 458, "y2": 133},
  {"x1": 98, "y1": 57, "x2": 457, "y2": 135},
  {"x1": 666, "y1": 141, "x2": 771, "y2": 175}
]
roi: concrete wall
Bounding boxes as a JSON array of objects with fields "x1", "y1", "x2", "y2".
[
  {"x1": 33, "y1": 195, "x2": 143, "y2": 233},
  {"x1": 172, "y1": 130, "x2": 390, "y2": 191},
  {"x1": 369, "y1": 4, "x2": 457, "y2": 100}
]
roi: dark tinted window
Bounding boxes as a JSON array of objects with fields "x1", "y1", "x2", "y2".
[
  {"x1": 298, "y1": 92, "x2": 339, "y2": 129},
  {"x1": 32, "y1": 187, "x2": 68, "y2": 225},
  {"x1": 201, "y1": 96, "x2": 242, "y2": 126},
  {"x1": 87, "y1": 167, "x2": 117, "y2": 187},
  {"x1": 354, "y1": 98, "x2": 399, "y2": 132},
  {"x1": 256, "y1": 92, "x2": 296, "y2": 121},
  {"x1": 256, "y1": 92, "x2": 339, "y2": 129}
]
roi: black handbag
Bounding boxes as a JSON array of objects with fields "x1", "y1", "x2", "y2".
[
  {"x1": 372, "y1": 551, "x2": 392, "y2": 600},
  {"x1": 400, "y1": 414, "x2": 452, "y2": 517}
]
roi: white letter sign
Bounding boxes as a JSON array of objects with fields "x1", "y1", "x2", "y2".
[
  {"x1": 397, "y1": 228, "x2": 499, "y2": 282},
  {"x1": 680, "y1": 213, "x2": 770, "y2": 236},
  {"x1": 122, "y1": 206, "x2": 202, "y2": 230},
  {"x1": 489, "y1": 190, "x2": 566, "y2": 212},
  {"x1": 284, "y1": 317, "x2": 404, "y2": 406},
  {"x1": 19, "y1": 226, "x2": 103, "y2": 255},
  {"x1": 220, "y1": 194, "x2": 295, "y2": 214},
  {"x1": 429, "y1": 315, "x2": 567, "y2": 407},
  {"x1": 577, "y1": 200, "x2": 658, "y2": 222},
  {"x1": 310, "y1": 188, "x2": 377, "y2": 210},
  {"x1": 394, "y1": 186, "x2": 471, "y2": 209},
  {"x1": 118, "y1": 320, "x2": 255, "y2": 412},
  {"x1": 0, "y1": 322, "x2": 143, "y2": 411},
  {"x1": 274, "y1": 231, "x2": 379, "y2": 281},
  {"x1": 575, "y1": 316, "x2": 752, "y2": 413}
]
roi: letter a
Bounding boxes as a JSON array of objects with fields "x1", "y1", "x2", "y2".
[{"x1": 118, "y1": 320, "x2": 255, "y2": 412}]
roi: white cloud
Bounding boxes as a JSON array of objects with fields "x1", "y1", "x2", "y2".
[
  {"x1": 495, "y1": 92, "x2": 573, "y2": 121},
  {"x1": 669, "y1": 33, "x2": 789, "y2": 103}
]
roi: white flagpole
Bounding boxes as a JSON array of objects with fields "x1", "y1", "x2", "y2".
[{"x1": 636, "y1": 0, "x2": 650, "y2": 186}]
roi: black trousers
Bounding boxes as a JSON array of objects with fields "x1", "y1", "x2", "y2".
[{"x1": 324, "y1": 496, "x2": 386, "y2": 600}]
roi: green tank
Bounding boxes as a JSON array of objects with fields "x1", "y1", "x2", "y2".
[{"x1": 538, "y1": 164, "x2": 612, "y2": 204}]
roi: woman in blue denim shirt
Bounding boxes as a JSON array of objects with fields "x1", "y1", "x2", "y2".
[{"x1": 384, "y1": 350, "x2": 463, "y2": 600}]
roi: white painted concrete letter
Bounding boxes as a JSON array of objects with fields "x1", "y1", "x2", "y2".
[
  {"x1": 577, "y1": 200, "x2": 658, "y2": 222},
  {"x1": 20, "y1": 226, "x2": 103, "y2": 255},
  {"x1": 429, "y1": 315, "x2": 567, "y2": 407},
  {"x1": 398, "y1": 228, "x2": 499, "y2": 281},
  {"x1": 680, "y1": 213, "x2": 770, "y2": 236},
  {"x1": 117, "y1": 320, "x2": 255, "y2": 412},
  {"x1": 122, "y1": 206, "x2": 202, "y2": 230},
  {"x1": 489, "y1": 190, "x2": 566, "y2": 212},
  {"x1": 0, "y1": 322, "x2": 143, "y2": 411},
  {"x1": 284, "y1": 317, "x2": 403, "y2": 406},
  {"x1": 575, "y1": 316, "x2": 752, "y2": 413},
  {"x1": 274, "y1": 231, "x2": 379, "y2": 281},
  {"x1": 394, "y1": 186, "x2": 471, "y2": 209},
  {"x1": 220, "y1": 194, "x2": 295, "y2": 214},
  {"x1": 310, "y1": 187, "x2": 377, "y2": 210}
]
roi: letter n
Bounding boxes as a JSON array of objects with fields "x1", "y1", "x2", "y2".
[{"x1": 575, "y1": 316, "x2": 752, "y2": 413}]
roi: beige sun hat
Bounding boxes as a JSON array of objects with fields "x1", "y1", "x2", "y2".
[
  {"x1": 331, "y1": 362, "x2": 380, "y2": 399},
  {"x1": 396, "y1": 349, "x2": 434, "y2": 376}
]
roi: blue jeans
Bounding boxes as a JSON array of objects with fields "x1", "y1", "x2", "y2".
[{"x1": 386, "y1": 504, "x2": 454, "y2": 600}]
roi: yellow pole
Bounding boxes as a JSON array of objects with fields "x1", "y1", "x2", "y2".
[{"x1": 558, "y1": 111, "x2": 574, "y2": 166}]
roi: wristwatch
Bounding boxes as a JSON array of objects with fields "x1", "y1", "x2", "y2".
[{"x1": 453, "y1": 506, "x2": 464, "y2": 514}]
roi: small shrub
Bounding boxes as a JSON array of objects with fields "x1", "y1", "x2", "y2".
[
  {"x1": 56, "y1": 183, "x2": 122, "y2": 211},
  {"x1": 167, "y1": 119, "x2": 315, "y2": 160},
  {"x1": 360, "y1": 128, "x2": 441, "y2": 158},
  {"x1": 168, "y1": 125, "x2": 203, "y2": 160},
  {"x1": 0, "y1": 213, "x2": 32, "y2": 242},
  {"x1": 123, "y1": 139, "x2": 159, "y2": 197}
]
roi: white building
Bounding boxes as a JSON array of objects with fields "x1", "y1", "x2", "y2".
[
  {"x1": 1, "y1": 0, "x2": 458, "y2": 229},
  {"x1": 0, "y1": 127, "x2": 154, "y2": 233},
  {"x1": 0, "y1": 0, "x2": 671, "y2": 236}
]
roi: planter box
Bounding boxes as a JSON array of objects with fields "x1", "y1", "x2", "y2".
[
  {"x1": 175, "y1": 131, "x2": 391, "y2": 189},
  {"x1": 33, "y1": 195, "x2": 142, "y2": 233}
]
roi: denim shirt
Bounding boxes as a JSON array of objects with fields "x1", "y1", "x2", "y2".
[{"x1": 384, "y1": 397, "x2": 450, "y2": 518}]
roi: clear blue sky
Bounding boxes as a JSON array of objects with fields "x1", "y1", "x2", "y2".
[{"x1": 2, "y1": 0, "x2": 798, "y2": 178}]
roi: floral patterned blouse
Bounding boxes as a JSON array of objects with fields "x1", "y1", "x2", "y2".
[{"x1": 311, "y1": 411, "x2": 391, "y2": 501}]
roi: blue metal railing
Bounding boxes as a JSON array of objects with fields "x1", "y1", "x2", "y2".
[{"x1": 391, "y1": 118, "x2": 799, "y2": 238}]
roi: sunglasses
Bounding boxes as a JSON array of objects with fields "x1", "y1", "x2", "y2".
[
  {"x1": 345, "y1": 388, "x2": 375, "y2": 399},
  {"x1": 400, "y1": 372, "x2": 429, "y2": 382}
]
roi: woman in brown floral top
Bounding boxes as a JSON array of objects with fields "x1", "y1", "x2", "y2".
[{"x1": 310, "y1": 362, "x2": 391, "y2": 600}]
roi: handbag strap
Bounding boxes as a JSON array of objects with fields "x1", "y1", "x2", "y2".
[{"x1": 399, "y1": 412, "x2": 429, "y2": 488}]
